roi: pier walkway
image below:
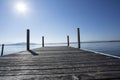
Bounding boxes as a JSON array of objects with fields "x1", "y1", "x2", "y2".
[{"x1": 0, "y1": 46, "x2": 120, "y2": 80}]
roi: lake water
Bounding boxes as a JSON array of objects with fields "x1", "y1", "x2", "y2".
[{"x1": 0, "y1": 42, "x2": 120, "y2": 57}]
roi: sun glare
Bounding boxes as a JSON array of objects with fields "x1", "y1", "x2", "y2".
[{"x1": 15, "y1": 2, "x2": 27, "y2": 13}]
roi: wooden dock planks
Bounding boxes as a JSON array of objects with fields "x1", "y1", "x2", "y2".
[{"x1": 0, "y1": 46, "x2": 120, "y2": 80}]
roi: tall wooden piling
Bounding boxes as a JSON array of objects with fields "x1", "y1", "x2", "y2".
[
  {"x1": 27, "y1": 29, "x2": 30, "y2": 50},
  {"x1": 1, "y1": 44, "x2": 4, "y2": 56},
  {"x1": 42, "y1": 36, "x2": 44, "y2": 47},
  {"x1": 67, "y1": 35, "x2": 69, "y2": 47},
  {"x1": 77, "y1": 28, "x2": 80, "y2": 48}
]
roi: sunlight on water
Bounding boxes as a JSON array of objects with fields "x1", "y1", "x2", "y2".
[
  {"x1": 0, "y1": 42, "x2": 120, "y2": 57},
  {"x1": 0, "y1": 45, "x2": 41, "y2": 55}
]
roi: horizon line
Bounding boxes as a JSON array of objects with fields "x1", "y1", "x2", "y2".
[{"x1": 1, "y1": 40, "x2": 120, "y2": 45}]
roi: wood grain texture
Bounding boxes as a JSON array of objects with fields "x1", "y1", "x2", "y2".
[{"x1": 0, "y1": 46, "x2": 120, "y2": 80}]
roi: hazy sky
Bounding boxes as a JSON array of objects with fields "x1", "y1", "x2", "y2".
[{"x1": 0, "y1": 0, "x2": 120, "y2": 43}]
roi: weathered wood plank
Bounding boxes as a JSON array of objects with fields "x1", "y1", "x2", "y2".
[{"x1": 0, "y1": 46, "x2": 120, "y2": 80}]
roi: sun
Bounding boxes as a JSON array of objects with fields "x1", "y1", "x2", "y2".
[{"x1": 15, "y1": 2, "x2": 27, "y2": 13}]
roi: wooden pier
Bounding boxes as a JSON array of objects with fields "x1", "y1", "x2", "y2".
[
  {"x1": 0, "y1": 46, "x2": 120, "y2": 80},
  {"x1": 0, "y1": 28, "x2": 120, "y2": 80}
]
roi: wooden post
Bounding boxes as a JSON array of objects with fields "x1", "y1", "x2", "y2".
[
  {"x1": 77, "y1": 28, "x2": 81, "y2": 48},
  {"x1": 42, "y1": 36, "x2": 44, "y2": 47},
  {"x1": 27, "y1": 29, "x2": 30, "y2": 50},
  {"x1": 67, "y1": 35, "x2": 69, "y2": 47},
  {"x1": 1, "y1": 44, "x2": 4, "y2": 56}
]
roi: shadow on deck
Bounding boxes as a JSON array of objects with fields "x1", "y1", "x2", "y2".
[{"x1": 28, "y1": 50, "x2": 39, "y2": 56}]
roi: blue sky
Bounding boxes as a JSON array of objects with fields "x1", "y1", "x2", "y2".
[{"x1": 0, "y1": 0, "x2": 120, "y2": 43}]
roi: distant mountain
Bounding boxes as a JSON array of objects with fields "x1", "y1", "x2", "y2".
[
  {"x1": 5, "y1": 42, "x2": 39, "y2": 46},
  {"x1": 1, "y1": 40, "x2": 120, "y2": 46}
]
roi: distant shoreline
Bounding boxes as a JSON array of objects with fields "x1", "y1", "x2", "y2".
[
  {"x1": 0, "y1": 40, "x2": 120, "y2": 46},
  {"x1": 46, "y1": 40, "x2": 120, "y2": 44},
  {"x1": 34, "y1": 40, "x2": 120, "y2": 44},
  {"x1": 73, "y1": 40, "x2": 120, "y2": 43}
]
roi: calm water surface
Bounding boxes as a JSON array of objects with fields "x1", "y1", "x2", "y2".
[
  {"x1": 0, "y1": 42, "x2": 120, "y2": 57},
  {"x1": 81, "y1": 42, "x2": 120, "y2": 57}
]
